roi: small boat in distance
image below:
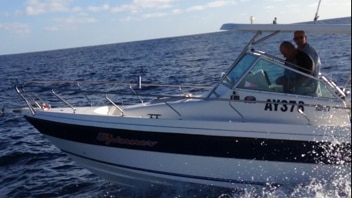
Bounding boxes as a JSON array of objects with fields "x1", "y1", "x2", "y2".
[{"x1": 16, "y1": 22, "x2": 351, "y2": 189}]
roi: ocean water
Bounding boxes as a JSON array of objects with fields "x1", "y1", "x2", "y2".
[{"x1": 0, "y1": 17, "x2": 351, "y2": 197}]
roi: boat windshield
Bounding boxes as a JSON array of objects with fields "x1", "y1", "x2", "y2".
[
  {"x1": 210, "y1": 52, "x2": 339, "y2": 99},
  {"x1": 236, "y1": 55, "x2": 337, "y2": 98},
  {"x1": 208, "y1": 53, "x2": 257, "y2": 97},
  {"x1": 221, "y1": 53, "x2": 257, "y2": 88}
]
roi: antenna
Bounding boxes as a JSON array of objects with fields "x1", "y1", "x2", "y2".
[{"x1": 314, "y1": 0, "x2": 321, "y2": 24}]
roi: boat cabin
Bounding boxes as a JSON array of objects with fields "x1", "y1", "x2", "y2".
[
  {"x1": 207, "y1": 51, "x2": 350, "y2": 126},
  {"x1": 211, "y1": 51, "x2": 339, "y2": 98}
]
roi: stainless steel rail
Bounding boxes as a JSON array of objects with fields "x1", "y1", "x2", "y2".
[
  {"x1": 16, "y1": 80, "x2": 351, "y2": 124},
  {"x1": 161, "y1": 100, "x2": 182, "y2": 119},
  {"x1": 298, "y1": 107, "x2": 311, "y2": 125},
  {"x1": 18, "y1": 81, "x2": 351, "y2": 108},
  {"x1": 51, "y1": 89, "x2": 76, "y2": 113},
  {"x1": 229, "y1": 100, "x2": 245, "y2": 122},
  {"x1": 321, "y1": 75, "x2": 346, "y2": 99},
  {"x1": 129, "y1": 84, "x2": 143, "y2": 103},
  {"x1": 15, "y1": 86, "x2": 35, "y2": 115},
  {"x1": 105, "y1": 95, "x2": 124, "y2": 116}
]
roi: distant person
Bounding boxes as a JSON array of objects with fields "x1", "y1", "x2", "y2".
[
  {"x1": 293, "y1": 30, "x2": 321, "y2": 76},
  {"x1": 273, "y1": 17, "x2": 277, "y2": 24},
  {"x1": 250, "y1": 16, "x2": 254, "y2": 24},
  {"x1": 276, "y1": 41, "x2": 315, "y2": 93}
]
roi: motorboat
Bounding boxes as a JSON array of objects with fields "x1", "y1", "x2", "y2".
[{"x1": 16, "y1": 23, "x2": 351, "y2": 189}]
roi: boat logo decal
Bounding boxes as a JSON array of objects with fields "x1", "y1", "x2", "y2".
[
  {"x1": 315, "y1": 104, "x2": 331, "y2": 112},
  {"x1": 96, "y1": 132, "x2": 158, "y2": 147},
  {"x1": 264, "y1": 99, "x2": 305, "y2": 112}
]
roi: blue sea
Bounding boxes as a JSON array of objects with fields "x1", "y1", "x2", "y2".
[{"x1": 0, "y1": 17, "x2": 351, "y2": 197}]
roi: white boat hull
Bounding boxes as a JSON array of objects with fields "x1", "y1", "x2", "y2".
[
  {"x1": 45, "y1": 135, "x2": 348, "y2": 188},
  {"x1": 25, "y1": 110, "x2": 351, "y2": 188}
]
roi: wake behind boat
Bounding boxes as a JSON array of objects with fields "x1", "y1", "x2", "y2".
[{"x1": 16, "y1": 23, "x2": 351, "y2": 189}]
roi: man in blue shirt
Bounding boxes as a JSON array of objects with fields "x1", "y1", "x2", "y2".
[{"x1": 293, "y1": 31, "x2": 321, "y2": 76}]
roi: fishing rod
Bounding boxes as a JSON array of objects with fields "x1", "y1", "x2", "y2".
[{"x1": 314, "y1": 0, "x2": 322, "y2": 23}]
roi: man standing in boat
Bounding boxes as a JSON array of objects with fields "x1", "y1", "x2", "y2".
[
  {"x1": 276, "y1": 41, "x2": 315, "y2": 93},
  {"x1": 293, "y1": 31, "x2": 321, "y2": 76}
]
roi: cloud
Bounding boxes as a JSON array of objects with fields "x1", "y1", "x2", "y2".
[
  {"x1": 0, "y1": 23, "x2": 30, "y2": 35},
  {"x1": 88, "y1": 4, "x2": 110, "y2": 12},
  {"x1": 172, "y1": 9, "x2": 182, "y2": 14},
  {"x1": 132, "y1": 0, "x2": 174, "y2": 9},
  {"x1": 142, "y1": 12, "x2": 167, "y2": 19},
  {"x1": 43, "y1": 26, "x2": 60, "y2": 31},
  {"x1": 45, "y1": 16, "x2": 95, "y2": 30},
  {"x1": 207, "y1": 0, "x2": 233, "y2": 8},
  {"x1": 54, "y1": 15, "x2": 97, "y2": 24},
  {"x1": 25, "y1": 0, "x2": 71, "y2": 16},
  {"x1": 186, "y1": 0, "x2": 236, "y2": 12},
  {"x1": 2, "y1": 11, "x2": 10, "y2": 17},
  {"x1": 110, "y1": 0, "x2": 174, "y2": 14},
  {"x1": 110, "y1": 0, "x2": 237, "y2": 21},
  {"x1": 265, "y1": 5, "x2": 274, "y2": 9},
  {"x1": 72, "y1": 6, "x2": 83, "y2": 12},
  {"x1": 111, "y1": 4, "x2": 137, "y2": 14},
  {"x1": 42, "y1": 15, "x2": 96, "y2": 31},
  {"x1": 186, "y1": 5, "x2": 205, "y2": 12}
]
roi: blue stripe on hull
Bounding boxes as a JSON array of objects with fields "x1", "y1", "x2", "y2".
[{"x1": 25, "y1": 116, "x2": 351, "y2": 165}]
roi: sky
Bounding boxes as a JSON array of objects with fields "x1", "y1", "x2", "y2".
[{"x1": 0, "y1": 0, "x2": 350, "y2": 55}]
